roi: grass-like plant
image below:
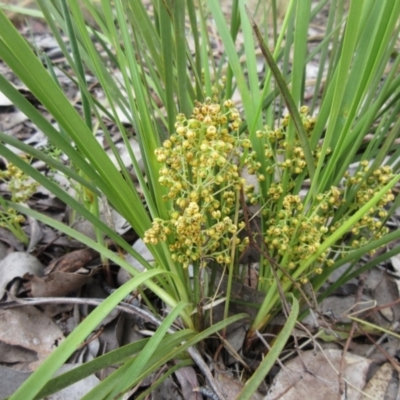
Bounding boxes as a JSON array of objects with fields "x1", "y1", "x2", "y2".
[{"x1": 0, "y1": 0, "x2": 400, "y2": 398}]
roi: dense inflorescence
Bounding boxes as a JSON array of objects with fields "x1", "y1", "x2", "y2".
[
  {"x1": 144, "y1": 99, "x2": 259, "y2": 268},
  {"x1": 261, "y1": 106, "x2": 320, "y2": 178},
  {"x1": 0, "y1": 157, "x2": 39, "y2": 243},
  {"x1": 0, "y1": 158, "x2": 39, "y2": 204},
  {"x1": 145, "y1": 102, "x2": 395, "y2": 282},
  {"x1": 257, "y1": 108, "x2": 394, "y2": 283}
]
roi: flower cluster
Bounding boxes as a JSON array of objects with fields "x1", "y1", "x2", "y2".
[
  {"x1": 259, "y1": 106, "x2": 326, "y2": 178},
  {"x1": 0, "y1": 156, "x2": 39, "y2": 244},
  {"x1": 263, "y1": 186, "x2": 339, "y2": 279},
  {"x1": 259, "y1": 109, "x2": 394, "y2": 283},
  {"x1": 339, "y1": 161, "x2": 393, "y2": 247},
  {"x1": 0, "y1": 157, "x2": 39, "y2": 203},
  {"x1": 144, "y1": 99, "x2": 259, "y2": 268}
]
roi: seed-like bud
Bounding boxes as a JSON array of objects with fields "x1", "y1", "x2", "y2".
[
  {"x1": 314, "y1": 267, "x2": 323, "y2": 274},
  {"x1": 228, "y1": 225, "x2": 237, "y2": 233},
  {"x1": 207, "y1": 158, "x2": 215, "y2": 167},
  {"x1": 300, "y1": 105, "x2": 308, "y2": 114},
  {"x1": 163, "y1": 140, "x2": 172, "y2": 148},
  {"x1": 224, "y1": 99, "x2": 233, "y2": 108},
  {"x1": 210, "y1": 151, "x2": 219, "y2": 160},
  {"x1": 216, "y1": 255, "x2": 225, "y2": 264},
  {"x1": 207, "y1": 126, "x2": 217, "y2": 135},
  {"x1": 176, "y1": 126, "x2": 186, "y2": 135},
  {"x1": 212, "y1": 210, "x2": 221, "y2": 219},
  {"x1": 242, "y1": 139, "x2": 251, "y2": 148},
  {"x1": 217, "y1": 156, "x2": 226, "y2": 166}
]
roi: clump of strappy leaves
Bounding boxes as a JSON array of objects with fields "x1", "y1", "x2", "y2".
[
  {"x1": 144, "y1": 99, "x2": 260, "y2": 268},
  {"x1": 0, "y1": 156, "x2": 39, "y2": 244},
  {"x1": 258, "y1": 107, "x2": 394, "y2": 283}
]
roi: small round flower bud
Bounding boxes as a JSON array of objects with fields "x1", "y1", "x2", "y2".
[{"x1": 224, "y1": 99, "x2": 233, "y2": 108}]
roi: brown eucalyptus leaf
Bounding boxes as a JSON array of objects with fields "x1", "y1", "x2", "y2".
[
  {"x1": 25, "y1": 269, "x2": 94, "y2": 297},
  {"x1": 44, "y1": 248, "x2": 98, "y2": 275},
  {"x1": 361, "y1": 363, "x2": 396, "y2": 399},
  {"x1": 149, "y1": 376, "x2": 182, "y2": 400},
  {"x1": 0, "y1": 306, "x2": 64, "y2": 370},
  {"x1": 320, "y1": 294, "x2": 374, "y2": 324},
  {"x1": 0, "y1": 252, "x2": 44, "y2": 299},
  {"x1": 225, "y1": 324, "x2": 248, "y2": 365},
  {"x1": 26, "y1": 214, "x2": 43, "y2": 253},
  {"x1": 365, "y1": 268, "x2": 400, "y2": 325},
  {"x1": 174, "y1": 366, "x2": 200, "y2": 400},
  {"x1": 215, "y1": 370, "x2": 263, "y2": 400},
  {"x1": 264, "y1": 349, "x2": 374, "y2": 400},
  {"x1": 0, "y1": 341, "x2": 37, "y2": 364},
  {"x1": 0, "y1": 365, "x2": 31, "y2": 399},
  {"x1": 0, "y1": 110, "x2": 27, "y2": 130},
  {"x1": 0, "y1": 227, "x2": 25, "y2": 251}
]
